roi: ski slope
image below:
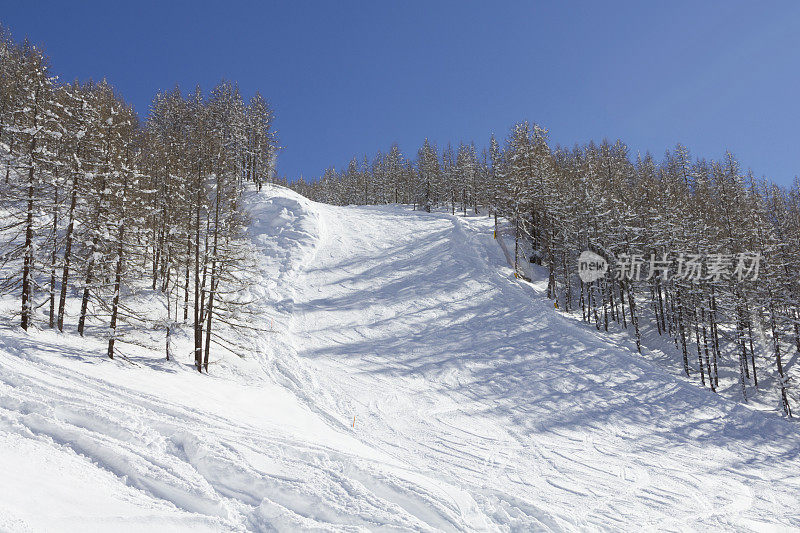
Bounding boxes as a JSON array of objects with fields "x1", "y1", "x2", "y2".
[{"x1": 1, "y1": 186, "x2": 800, "y2": 531}]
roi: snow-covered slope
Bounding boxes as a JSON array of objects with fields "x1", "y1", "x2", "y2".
[{"x1": 2, "y1": 186, "x2": 799, "y2": 531}]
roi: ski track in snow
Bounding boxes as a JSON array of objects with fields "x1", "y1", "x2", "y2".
[{"x1": 1, "y1": 185, "x2": 800, "y2": 531}]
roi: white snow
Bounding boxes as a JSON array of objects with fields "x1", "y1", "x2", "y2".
[{"x1": 1, "y1": 185, "x2": 800, "y2": 531}]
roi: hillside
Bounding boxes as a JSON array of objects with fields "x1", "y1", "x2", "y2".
[{"x1": 1, "y1": 186, "x2": 799, "y2": 531}]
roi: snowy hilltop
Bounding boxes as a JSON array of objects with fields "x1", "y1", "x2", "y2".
[{"x1": 2, "y1": 185, "x2": 799, "y2": 531}]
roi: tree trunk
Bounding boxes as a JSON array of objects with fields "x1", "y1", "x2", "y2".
[
  {"x1": 21, "y1": 87, "x2": 39, "y2": 331},
  {"x1": 107, "y1": 164, "x2": 129, "y2": 360},
  {"x1": 48, "y1": 181, "x2": 59, "y2": 328},
  {"x1": 193, "y1": 174, "x2": 204, "y2": 372},
  {"x1": 21, "y1": 171, "x2": 35, "y2": 331},
  {"x1": 57, "y1": 170, "x2": 79, "y2": 332},
  {"x1": 203, "y1": 184, "x2": 222, "y2": 372}
]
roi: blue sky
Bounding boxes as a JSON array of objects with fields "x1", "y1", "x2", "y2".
[{"x1": 3, "y1": 1, "x2": 800, "y2": 184}]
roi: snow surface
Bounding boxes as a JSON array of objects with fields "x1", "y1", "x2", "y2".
[{"x1": 1, "y1": 186, "x2": 800, "y2": 531}]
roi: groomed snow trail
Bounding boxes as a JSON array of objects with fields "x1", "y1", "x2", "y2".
[
  {"x1": 1, "y1": 186, "x2": 799, "y2": 532},
  {"x1": 0, "y1": 188, "x2": 485, "y2": 532},
  {"x1": 285, "y1": 196, "x2": 800, "y2": 531}
]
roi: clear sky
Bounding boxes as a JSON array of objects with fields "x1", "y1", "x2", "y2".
[{"x1": 3, "y1": 1, "x2": 799, "y2": 184}]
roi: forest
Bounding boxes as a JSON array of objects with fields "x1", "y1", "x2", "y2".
[
  {"x1": 2, "y1": 19, "x2": 798, "y2": 417},
  {"x1": 4, "y1": 5, "x2": 800, "y2": 529},
  {"x1": 291, "y1": 124, "x2": 800, "y2": 416},
  {"x1": 0, "y1": 27, "x2": 278, "y2": 371}
]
